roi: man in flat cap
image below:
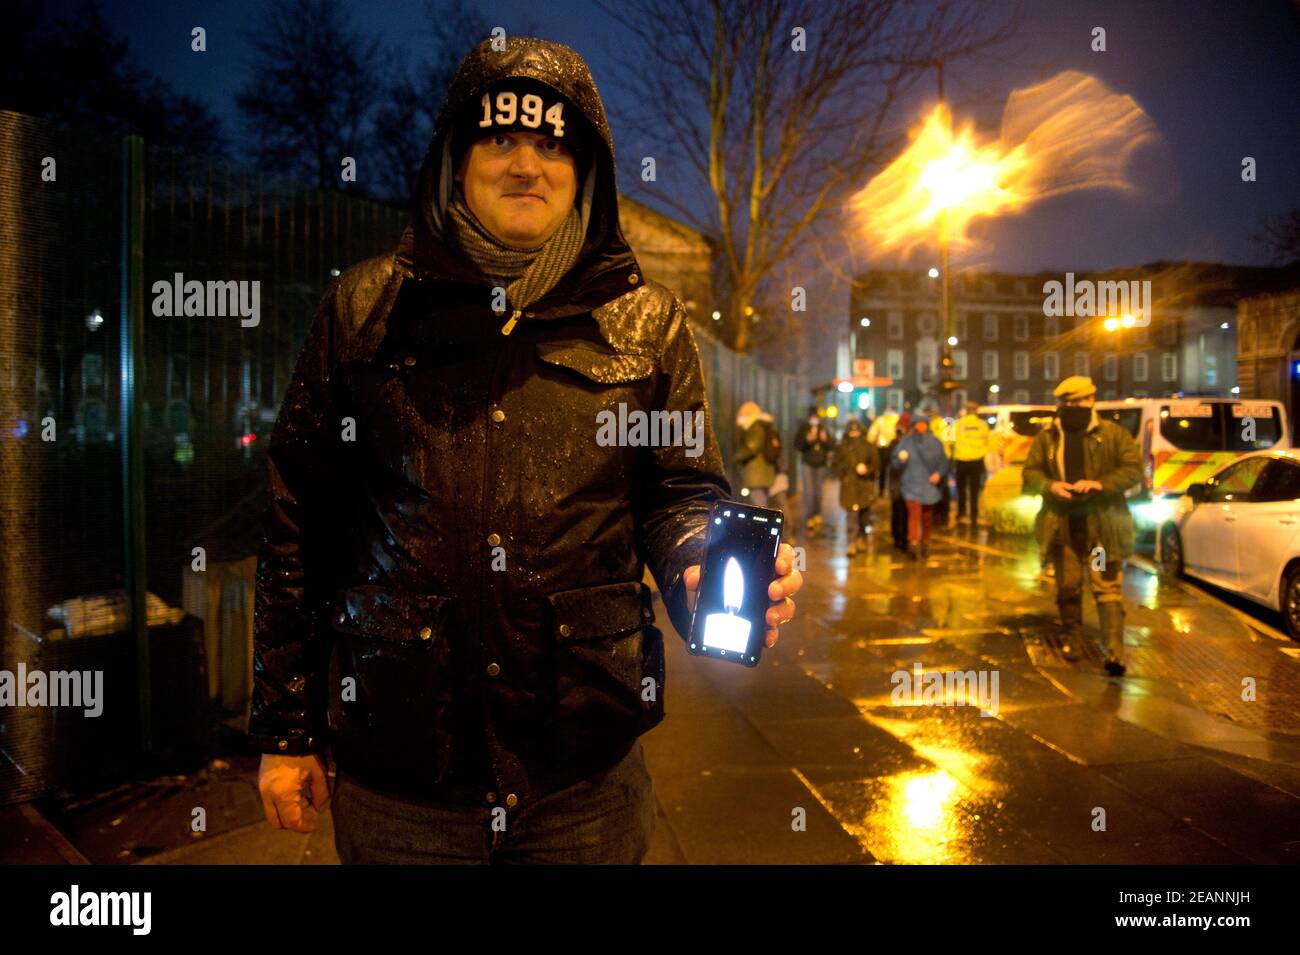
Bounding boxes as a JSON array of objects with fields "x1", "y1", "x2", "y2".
[{"x1": 1022, "y1": 376, "x2": 1141, "y2": 675}]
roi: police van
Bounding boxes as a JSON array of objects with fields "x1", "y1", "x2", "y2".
[
  {"x1": 1094, "y1": 396, "x2": 1291, "y2": 532},
  {"x1": 975, "y1": 404, "x2": 1055, "y2": 532}
]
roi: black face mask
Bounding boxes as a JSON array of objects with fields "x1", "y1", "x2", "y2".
[{"x1": 1059, "y1": 406, "x2": 1091, "y2": 433}]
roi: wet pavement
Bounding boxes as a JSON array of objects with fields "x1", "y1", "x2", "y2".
[
  {"x1": 645, "y1": 499, "x2": 1300, "y2": 864},
  {"x1": 7, "y1": 499, "x2": 1300, "y2": 865}
]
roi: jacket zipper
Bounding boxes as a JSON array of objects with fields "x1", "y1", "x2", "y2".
[{"x1": 501, "y1": 308, "x2": 522, "y2": 335}]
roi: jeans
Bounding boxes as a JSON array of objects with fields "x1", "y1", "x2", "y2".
[
  {"x1": 954, "y1": 459, "x2": 985, "y2": 521},
  {"x1": 332, "y1": 740, "x2": 657, "y2": 864},
  {"x1": 800, "y1": 463, "x2": 826, "y2": 523}
]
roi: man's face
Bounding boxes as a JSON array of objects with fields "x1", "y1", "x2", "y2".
[
  {"x1": 456, "y1": 130, "x2": 579, "y2": 248},
  {"x1": 1059, "y1": 396, "x2": 1096, "y2": 410}
]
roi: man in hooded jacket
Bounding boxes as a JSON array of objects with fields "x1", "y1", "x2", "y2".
[{"x1": 249, "y1": 36, "x2": 803, "y2": 863}]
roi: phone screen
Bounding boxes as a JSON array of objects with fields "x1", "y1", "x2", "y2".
[{"x1": 687, "y1": 501, "x2": 782, "y2": 666}]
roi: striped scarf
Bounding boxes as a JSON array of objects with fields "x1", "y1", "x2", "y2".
[{"x1": 445, "y1": 183, "x2": 585, "y2": 310}]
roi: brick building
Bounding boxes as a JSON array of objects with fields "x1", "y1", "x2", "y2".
[{"x1": 848, "y1": 263, "x2": 1296, "y2": 414}]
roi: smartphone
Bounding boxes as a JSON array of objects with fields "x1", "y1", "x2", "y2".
[{"x1": 686, "y1": 500, "x2": 783, "y2": 667}]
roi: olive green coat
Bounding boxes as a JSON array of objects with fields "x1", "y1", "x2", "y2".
[{"x1": 1021, "y1": 413, "x2": 1142, "y2": 560}]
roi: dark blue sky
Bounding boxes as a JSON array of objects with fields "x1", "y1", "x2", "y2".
[{"x1": 82, "y1": 0, "x2": 1300, "y2": 272}]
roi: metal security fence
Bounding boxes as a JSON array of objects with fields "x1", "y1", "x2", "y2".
[
  {"x1": 0, "y1": 110, "x2": 406, "y2": 801},
  {"x1": 695, "y1": 326, "x2": 811, "y2": 491}
]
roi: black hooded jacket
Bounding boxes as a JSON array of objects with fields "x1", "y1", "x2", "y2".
[{"x1": 248, "y1": 36, "x2": 731, "y2": 806}]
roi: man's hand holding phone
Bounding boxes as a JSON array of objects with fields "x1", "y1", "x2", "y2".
[{"x1": 683, "y1": 541, "x2": 802, "y2": 649}]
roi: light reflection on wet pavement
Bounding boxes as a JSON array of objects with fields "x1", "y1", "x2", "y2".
[{"x1": 643, "y1": 506, "x2": 1300, "y2": 864}]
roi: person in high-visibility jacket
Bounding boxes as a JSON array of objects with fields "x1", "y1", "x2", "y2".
[
  {"x1": 867, "y1": 409, "x2": 899, "y2": 494},
  {"x1": 952, "y1": 401, "x2": 991, "y2": 526}
]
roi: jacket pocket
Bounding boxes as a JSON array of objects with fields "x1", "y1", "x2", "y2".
[
  {"x1": 325, "y1": 584, "x2": 456, "y2": 782},
  {"x1": 535, "y1": 341, "x2": 656, "y2": 384},
  {"x1": 545, "y1": 580, "x2": 665, "y2": 759}
]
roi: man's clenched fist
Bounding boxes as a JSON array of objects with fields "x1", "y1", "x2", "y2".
[{"x1": 258, "y1": 754, "x2": 330, "y2": 833}]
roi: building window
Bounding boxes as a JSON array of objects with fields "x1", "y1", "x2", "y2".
[
  {"x1": 1073, "y1": 352, "x2": 1089, "y2": 377},
  {"x1": 955, "y1": 313, "x2": 968, "y2": 341},
  {"x1": 1014, "y1": 314, "x2": 1029, "y2": 340},
  {"x1": 1043, "y1": 389, "x2": 1057, "y2": 405},
  {"x1": 1043, "y1": 352, "x2": 1059, "y2": 380},
  {"x1": 1162, "y1": 352, "x2": 1177, "y2": 381},
  {"x1": 1103, "y1": 354, "x2": 1118, "y2": 382},
  {"x1": 1102, "y1": 388, "x2": 1118, "y2": 400},
  {"x1": 982, "y1": 351, "x2": 998, "y2": 379},
  {"x1": 953, "y1": 388, "x2": 968, "y2": 409},
  {"x1": 883, "y1": 310, "x2": 904, "y2": 340},
  {"x1": 1013, "y1": 351, "x2": 1029, "y2": 380},
  {"x1": 953, "y1": 349, "x2": 968, "y2": 380},
  {"x1": 1205, "y1": 354, "x2": 1218, "y2": 387},
  {"x1": 1133, "y1": 352, "x2": 1148, "y2": 381},
  {"x1": 886, "y1": 388, "x2": 904, "y2": 412},
  {"x1": 1013, "y1": 388, "x2": 1030, "y2": 404},
  {"x1": 917, "y1": 312, "x2": 936, "y2": 336},
  {"x1": 1044, "y1": 316, "x2": 1058, "y2": 338},
  {"x1": 886, "y1": 349, "x2": 905, "y2": 379},
  {"x1": 983, "y1": 313, "x2": 998, "y2": 341},
  {"x1": 917, "y1": 339, "x2": 937, "y2": 384}
]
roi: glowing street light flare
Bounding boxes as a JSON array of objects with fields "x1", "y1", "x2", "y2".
[
  {"x1": 849, "y1": 72, "x2": 1159, "y2": 258},
  {"x1": 1103, "y1": 317, "x2": 1119, "y2": 332}
]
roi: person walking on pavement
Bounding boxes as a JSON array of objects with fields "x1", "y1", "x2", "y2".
[
  {"x1": 795, "y1": 406, "x2": 835, "y2": 537},
  {"x1": 868, "y1": 407, "x2": 899, "y2": 495},
  {"x1": 952, "y1": 401, "x2": 991, "y2": 529},
  {"x1": 734, "y1": 400, "x2": 780, "y2": 507},
  {"x1": 892, "y1": 416, "x2": 947, "y2": 560},
  {"x1": 887, "y1": 415, "x2": 910, "y2": 550},
  {"x1": 1021, "y1": 375, "x2": 1141, "y2": 676},
  {"x1": 831, "y1": 417, "x2": 879, "y2": 556},
  {"x1": 249, "y1": 36, "x2": 804, "y2": 864},
  {"x1": 925, "y1": 407, "x2": 954, "y2": 528}
]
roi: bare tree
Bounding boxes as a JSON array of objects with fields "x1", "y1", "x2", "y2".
[
  {"x1": 1253, "y1": 209, "x2": 1300, "y2": 266},
  {"x1": 598, "y1": 0, "x2": 1012, "y2": 352},
  {"x1": 370, "y1": 0, "x2": 501, "y2": 204},
  {"x1": 236, "y1": 0, "x2": 381, "y2": 192},
  {"x1": 1, "y1": 0, "x2": 225, "y2": 154}
]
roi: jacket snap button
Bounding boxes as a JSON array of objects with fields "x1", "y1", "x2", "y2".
[
  {"x1": 491, "y1": 409, "x2": 506, "y2": 423},
  {"x1": 419, "y1": 626, "x2": 432, "y2": 641},
  {"x1": 486, "y1": 792, "x2": 497, "y2": 804},
  {"x1": 403, "y1": 355, "x2": 416, "y2": 366},
  {"x1": 628, "y1": 273, "x2": 638, "y2": 284},
  {"x1": 277, "y1": 739, "x2": 288, "y2": 751},
  {"x1": 486, "y1": 662, "x2": 500, "y2": 677},
  {"x1": 487, "y1": 533, "x2": 501, "y2": 547},
  {"x1": 558, "y1": 624, "x2": 572, "y2": 637},
  {"x1": 505, "y1": 793, "x2": 518, "y2": 808}
]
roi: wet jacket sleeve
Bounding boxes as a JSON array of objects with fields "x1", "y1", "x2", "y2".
[
  {"x1": 1096, "y1": 425, "x2": 1142, "y2": 497},
  {"x1": 1021, "y1": 432, "x2": 1052, "y2": 496},
  {"x1": 247, "y1": 281, "x2": 344, "y2": 756},
  {"x1": 633, "y1": 300, "x2": 732, "y2": 641}
]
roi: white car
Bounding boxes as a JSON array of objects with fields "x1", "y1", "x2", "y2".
[{"x1": 1159, "y1": 450, "x2": 1300, "y2": 638}]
